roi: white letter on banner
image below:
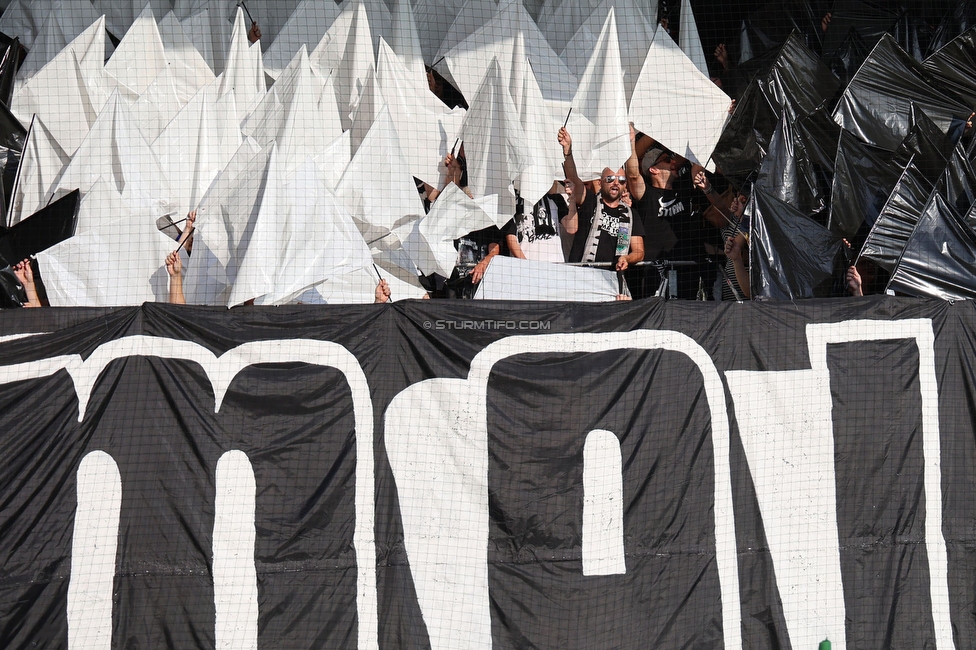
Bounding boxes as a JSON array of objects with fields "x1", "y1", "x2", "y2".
[
  {"x1": 806, "y1": 319, "x2": 950, "y2": 650},
  {"x1": 68, "y1": 450, "x2": 122, "y2": 650},
  {"x1": 386, "y1": 331, "x2": 741, "y2": 650},
  {"x1": 726, "y1": 368, "x2": 845, "y2": 650},
  {"x1": 0, "y1": 336, "x2": 378, "y2": 650},
  {"x1": 214, "y1": 451, "x2": 258, "y2": 650},
  {"x1": 582, "y1": 429, "x2": 626, "y2": 576},
  {"x1": 727, "y1": 318, "x2": 951, "y2": 650}
]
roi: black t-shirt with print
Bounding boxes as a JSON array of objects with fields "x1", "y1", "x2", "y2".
[
  {"x1": 635, "y1": 185, "x2": 716, "y2": 299},
  {"x1": 568, "y1": 189, "x2": 645, "y2": 263},
  {"x1": 503, "y1": 193, "x2": 567, "y2": 242}
]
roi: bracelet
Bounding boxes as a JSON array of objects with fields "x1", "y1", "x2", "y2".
[
  {"x1": 564, "y1": 149, "x2": 572, "y2": 157},
  {"x1": 705, "y1": 185, "x2": 715, "y2": 194}
]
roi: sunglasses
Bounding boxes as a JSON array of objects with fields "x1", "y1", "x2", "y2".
[{"x1": 603, "y1": 175, "x2": 626, "y2": 184}]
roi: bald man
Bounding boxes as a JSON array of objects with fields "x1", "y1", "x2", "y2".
[{"x1": 558, "y1": 127, "x2": 645, "y2": 272}]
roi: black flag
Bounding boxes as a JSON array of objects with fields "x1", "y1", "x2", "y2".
[
  {"x1": 898, "y1": 105, "x2": 961, "y2": 182},
  {"x1": 833, "y1": 34, "x2": 971, "y2": 151},
  {"x1": 756, "y1": 109, "x2": 838, "y2": 222},
  {"x1": 713, "y1": 33, "x2": 840, "y2": 185},
  {"x1": 828, "y1": 130, "x2": 907, "y2": 237},
  {"x1": 922, "y1": 24, "x2": 976, "y2": 111},
  {"x1": 0, "y1": 37, "x2": 25, "y2": 107},
  {"x1": 888, "y1": 192, "x2": 976, "y2": 299},
  {"x1": 749, "y1": 185, "x2": 845, "y2": 299},
  {"x1": 858, "y1": 162, "x2": 935, "y2": 273},
  {"x1": 936, "y1": 142, "x2": 976, "y2": 216},
  {"x1": 821, "y1": 0, "x2": 899, "y2": 63},
  {"x1": 0, "y1": 190, "x2": 80, "y2": 266}
]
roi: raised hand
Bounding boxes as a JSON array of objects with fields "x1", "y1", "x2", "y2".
[
  {"x1": 693, "y1": 170, "x2": 712, "y2": 193},
  {"x1": 248, "y1": 21, "x2": 261, "y2": 43},
  {"x1": 714, "y1": 43, "x2": 729, "y2": 69},
  {"x1": 374, "y1": 278, "x2": 391, "y2": 303},
  {"x1": 557, "y1": 127, "x2": 573, "y2": 157},
  {"x1": 13, "y1": 259, "x2": 41, "y2": 307},
  {"x1": 846, "y1": 266, "x2": 863, "y2": 297},
  {"x1": 166, "y1": 250, "x2": 182, "y2": 277}
]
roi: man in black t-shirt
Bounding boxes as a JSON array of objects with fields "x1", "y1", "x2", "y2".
[
  {"x1": 566, "y1": 181, "x2": 646, "y2": 264},
  {"x1": 558, "y1": 128, "x2": 645, "y2": 273},
  {"x1": 625, "y1": 125, "x2": 714, "y2": 299}
]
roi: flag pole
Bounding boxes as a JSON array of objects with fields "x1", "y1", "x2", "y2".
[{"x1": 238, "y1": 0, "x2": 255, "y2": 24}]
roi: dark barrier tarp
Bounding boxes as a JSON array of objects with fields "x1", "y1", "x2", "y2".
[
  {"x1": 486, "y1": 345, "x2": 724, "y2": 647},
  {"x1": 749, "y1": 185, "x2": 844, "y2": 299},
  {"x1": 2, "y1": 299, "x2": 976, "y2": 648},
  {"x1": 858, "y1": 161, "x2": 934, "y2": 272},
  {"x1": 888, "y1": 192, "x2": 976, "y2": 298},
  {"x1": 833, "y1": 33, "x2": 972, "y2": 151}
]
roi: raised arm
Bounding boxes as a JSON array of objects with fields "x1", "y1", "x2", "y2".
[
  {"x1": 558, "y1": 127, "x2": 586, "y2": 206},
  {"x1": 428, "y1": 152, "x2": 465, "y2": 203},
  {"x1": 166, "y1": 251, "x2": 186, "y2": 304},
  {"x1": 561, "y1": 181, "x2": 579, "y2": 235},
  {"x1": 693, "y1": 169, "x2": 736, "y2": 222},
  {"x1": 625, "y1": 123, "x2": 646, "y2": 201}
]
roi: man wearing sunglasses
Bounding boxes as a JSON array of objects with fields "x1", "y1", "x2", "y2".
[{"x1": 558, "y1": 127, "x2": 645, "y2": 275}]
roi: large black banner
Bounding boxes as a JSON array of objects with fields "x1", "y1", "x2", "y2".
[{"x1": 1, "y1": 298, "x2": 975, "y2": 649}]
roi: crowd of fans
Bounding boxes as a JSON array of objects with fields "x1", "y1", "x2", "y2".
[
  {"x1": 145, "y1": 113, "x2": 768, "y2": 306},
  {"x1": 0, "y1": 111, "x2": 874, "y2": 308},
  {"x1": 1, "y1": 8, "x2": 966, "y2": 308}
]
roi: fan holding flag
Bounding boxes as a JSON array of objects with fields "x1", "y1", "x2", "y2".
[{"x1": 560, "y1": 127, "x2": 645, "y2": 283}]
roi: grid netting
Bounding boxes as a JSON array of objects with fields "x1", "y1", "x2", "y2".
[{"x1": 0, "y1": 1, "x2": 974, "y2": 649}]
